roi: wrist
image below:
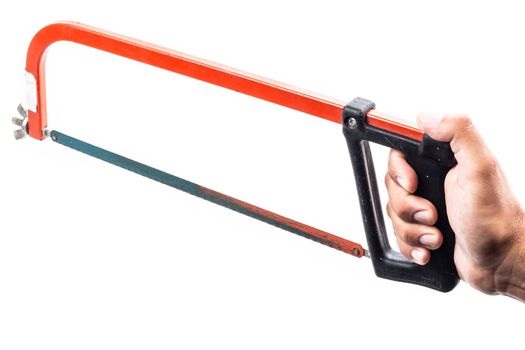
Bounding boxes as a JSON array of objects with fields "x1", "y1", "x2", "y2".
[
  {"x1": 494, "y1": 207, "x2": 525, "y2": 300},
  {"x1": 463, "y1": 203, "x2": 525, "y2": 298}
]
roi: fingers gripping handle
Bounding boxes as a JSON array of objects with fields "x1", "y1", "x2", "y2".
[{"x1": 343, "y1": 97, "x2": 459, "y2": 292}]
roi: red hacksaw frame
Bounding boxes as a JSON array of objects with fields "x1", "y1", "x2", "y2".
[{"x1": 24, "y1": 21, "x2": 424, "y2": 258}]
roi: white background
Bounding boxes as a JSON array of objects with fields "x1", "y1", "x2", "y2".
[{"x1": 1, "y1": 1, "x2": 524, "y2": 349}]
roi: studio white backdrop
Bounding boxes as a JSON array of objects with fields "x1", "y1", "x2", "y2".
[{"x1": 1, "y1": 1, "x2": 523, "y2": 349}]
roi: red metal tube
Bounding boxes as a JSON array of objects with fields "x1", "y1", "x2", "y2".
[{"x1": 25, "y1": 21, "x2": 423, "y2": 141}]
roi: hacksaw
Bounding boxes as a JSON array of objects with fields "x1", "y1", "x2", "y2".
[{"x1": 12, "y1": 22, "x2": 459, "y2": 292}]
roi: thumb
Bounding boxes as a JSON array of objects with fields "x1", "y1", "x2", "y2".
[{"x1": 416, "y1": 113, "x2": 488, "y2": 164}]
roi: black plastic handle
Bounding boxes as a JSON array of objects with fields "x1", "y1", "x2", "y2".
[{"x1": 342, "y1": 97, "x2": 459, "y2": 292}]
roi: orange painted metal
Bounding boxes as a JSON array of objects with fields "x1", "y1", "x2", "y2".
[
  {"x1": 25, "y1": 22, "x2": 343, "y2": 139},
  {"x1": 25, "y1": 21, "x2": 422, "y2": 141}
]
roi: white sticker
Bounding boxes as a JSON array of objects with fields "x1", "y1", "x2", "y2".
[{"x1": 25, "y1": 71, "x2": 37, "y2": 112}]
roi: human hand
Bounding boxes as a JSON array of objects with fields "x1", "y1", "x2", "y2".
[{"x1": 385, "y1": 113, "x2": 525, "y2": 299}]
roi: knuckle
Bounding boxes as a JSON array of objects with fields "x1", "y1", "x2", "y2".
[
  {"x1": 393, "y1": 224, "x2": 420, "y2": 246},
  {"x1": 479, "y1": 156, "x2": 499, "y2": 177},
  {"x1": 387, "y1": 155, "x2": 400, "y2": 176},
  {"x1": 385, "y1": 172, "x2": 404, "y2": 196},
  {"x1": 470, "y1": 154, "x2": 499, "y2": 181},
  {"x1": 387, "y1": 150, "x2": 405, "y2": 176},
  {"x1": 457, "y1": 114, "x2": 472, "y2": 126},
  {"x1": 387, "y1": 193, "x2": 416, "y2": 222},
  {"x1": 387, "y1": 164, "x2": 396, "y2": 182},
  {"x1": 395, "y1": 238, "x2": 413, "y2": 259},
  {"x1": 392, "y1": 223, "x2": 409, "y2": 242},
  {"x1": 396, "y1": 245, "x2": 409, "y2": 258},
  {"x1": 396, "y1": 201, "x2": 415, "y2": 221},
  {"x1": 445, "y1": 113, "x2": 472, "y2": 128},
  {"x1": 394, "y1": 228, "x2": 407, "y2": 242}
]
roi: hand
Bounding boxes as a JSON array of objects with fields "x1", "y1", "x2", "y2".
[{"x1": 385, "y1": 113, "x2": 525, "y2": 299}]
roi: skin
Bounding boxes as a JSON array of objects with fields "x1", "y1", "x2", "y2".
[{"x1": 385, "y1": 113, "x2": 525, "y2": 300}]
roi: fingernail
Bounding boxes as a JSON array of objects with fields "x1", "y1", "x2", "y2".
[
  {"x1": 395, "y1": 176, "x2": 409, "y2": 192},
  {"x1": 413, "y1": 211, "x2": 433, "y2": 224},
  {"x1": 411, "y1": 248, "x2": 426, "y2": 265},
  {"x1": 419, "y1": 234, "x2": 438, "y2": 249}
]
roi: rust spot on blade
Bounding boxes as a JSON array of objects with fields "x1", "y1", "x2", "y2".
[{"x1": 200, "y1": 186, "x2": 365, "y2": 257}]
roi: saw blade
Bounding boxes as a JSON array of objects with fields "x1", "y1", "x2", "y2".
[{"x1": 49, "y1": 130, "x2": 367, "y2": 258}]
